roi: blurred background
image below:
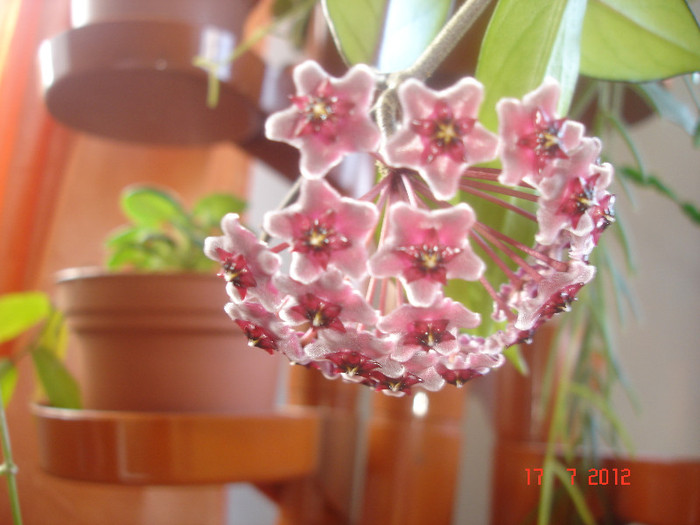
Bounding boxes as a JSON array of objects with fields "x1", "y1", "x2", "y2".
[{"x1": 0, "y1": 0, "x2": 697, "y2": 523}]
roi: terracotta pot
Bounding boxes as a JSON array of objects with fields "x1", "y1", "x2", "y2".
[
  {"x1": 55, "y1": 268, "x2": 283, "y2": 413},
  {"x1": 40, "y1": 0, "x2": 263, "y2": 145}
]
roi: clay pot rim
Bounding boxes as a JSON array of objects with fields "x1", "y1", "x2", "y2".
[{"x1": 55, "y1": 266, "x2": 219, "y2": 283}]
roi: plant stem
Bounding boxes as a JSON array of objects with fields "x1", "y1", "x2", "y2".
[
  {"x1": 0, "y1": 390, "x2": 22, "y2": 525},
  {"x1": 377, "y1": 0, "x2": 492, "y2": 134},
  {"x1": 396, "y1": 0, "x2": 492, "y2": 83}
]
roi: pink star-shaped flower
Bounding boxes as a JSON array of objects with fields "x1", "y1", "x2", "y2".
[
  {"x1": 263, "y1": 178, "x2": 378, "y2": 283},
  {"x1": 204, "y1": 213, "x2": 281, "y2": 310},
  {"x1": 515, "y1": 261, "x2": 595, "y2": 330},
  {"x1": 276, "y1": 270, "x2": 377, "y2": 333},
  {"x1": 225, "y1": 302, "x2": 303, "y2": 361},
  {"x1": 265, "y1": 60, "x2": 381, "y2": 178},
  {"x1": 383, "y1": 78, "x2": 499, "y2": 200},
  {"x1": 536, "y1": 138, "x2": 614, "y2": 245},
  {"x1": 497, "y1": 78, "x2": 585, "y2": 187},
  {"x1": 377, "y1": 297, "x2": 480, "y2": 362},
  {"x1": 304, "y1": 329, "x2": 395, "y2": 382},
  {"x1": 369, "y1": 202, "x2": 484, "y2": 306}
]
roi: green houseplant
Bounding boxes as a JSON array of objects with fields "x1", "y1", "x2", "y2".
[
  {"x1": 53, "y1": 185, "x2": 284, "y2": 413},
  {"x1": 0, "y1": 291, "x2": 81, "y2": 525}
]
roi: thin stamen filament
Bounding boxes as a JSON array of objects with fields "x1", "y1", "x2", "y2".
[
  {"x1": 473, "y1": 223, "x2": 543, "y2": 282},
  {"x1": 459, "y1": 183, "x2": 538, "y2": 222},
  {"x1": 470, "y1": 231, "x2": 522, "y2": 286},
  {"x1": 477, "y1": 222, "x2": 569, "y2": 273},
  {"x1": 460, "y1": 179, "x2": 538, "y2": 202}
]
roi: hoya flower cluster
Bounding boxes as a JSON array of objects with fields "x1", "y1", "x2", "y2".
[{"x1": 204, "y1": 61, "x2": 615, "y2": 396}]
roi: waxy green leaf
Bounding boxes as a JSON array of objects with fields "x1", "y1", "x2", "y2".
[
  {"x1": 32, "y1": 346, "x2": 82, "y2": 409},
  {"x1": 322, "y1": 0, "x2": 452, "y2": 71},
  {"x1": 0, "y1": 292, "x2": 50, "y2": 344},
  {"x1": 193, "y1": 194, "x2": 246, "y2": 229},
  {"x1": 580, "y1": 0, "x2": 700, "y2": 81},
  {"x1": 322, "y1": 0, "x2": 388, "y2": 65},
  {"x1": 121, "y1": 187, "x2": 188, "y2": 228},
  {"x1": 476, "y1": 0, "x2": 586, "y2": 131}
]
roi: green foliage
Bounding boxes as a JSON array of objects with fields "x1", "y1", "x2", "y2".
[
  {"x1": 580, "y1": 0, "x2": 700, "y2": 81},
  {"x1": 0, "y1": 292, "x2": 50, "y2": 344},
  {"x1": 634, "y1": 81, "x2": 699, "y2": 136},
  {"x1": 322, "y1": 0, "x2": 452, "y2": 70},
  {"x1": 619, "y1": 166, "x2": 700, "y2": 225},
  {"x1": 476, "y1": 0, "x2": 586, "y2": 130},
  {"x1": 105, "y1": 186, "x2": 246, "y2": 273},
  {"x1": 0, "y1": 292, "x2": 79, "y2": 408}
]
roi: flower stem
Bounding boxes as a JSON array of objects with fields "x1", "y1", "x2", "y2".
[
  {"x1": 396, "y1": 0, "x2": 492, "y2": 83},
  {"x1": 0, "y1": 390, "x2": 23, "y2": 525}
]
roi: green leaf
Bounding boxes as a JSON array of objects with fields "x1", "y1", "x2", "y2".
[
  {"x1": 619, "y1": 166, "x2": 700, "y2": 225},
  {"x1": 35, "y1": 309, "x2": 68, "y2": 360},
  {"x1": 121, "y1": 187, "x2": 188, "y2": 229},
  {"x1": 550, "y1": 459, "x2": 597, "y2": 525},
  {"x1": 0, "y1": 359, "x2": 18, "y2": 407},
  {"x1": 192, "y1": 194, "x2": 247, "y2": 229},
  {"x1": 568, "y1": 382, "x2": 635, "y2": 454},
  {"x1": 322, "y1": 0, "x2": 388, "y2": 65},
  {"x1": 322, "y1": 0, "x2": 452, "y2": 71},
  {"x1": 580, "y1": 0, "x2": 700, "y2": 81},
  {"x1": 476, "y1": 0, "x2": 586, "y2": 131},
  {"x1": 0, "y1": 292, "x2": 50, "y2": 344},
  {"x1": 635, "y1": 81, "x2": 697, "y2": 135},
  {"x1": 31, "y1": 346, "x2": 82, "y2": 409}
]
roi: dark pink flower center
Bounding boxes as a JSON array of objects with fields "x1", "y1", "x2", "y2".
[
  {"x1": 590, "y1": 194, "x2": 616, "y2": 243},
  {"x1": 435, "y1": 363, "x2": 483, "y2": 387},
  {"x1": 216, "y1": 248, "x2": 257, "y2": 300},
  {"x1": 412, "y1": 101, "x2": 475, "y2": 164},
  {"x1": 518, "y1": 110, "x2": 569, "y2": 169},
  {"x1": 293, "y1": 211, "x2": 350, "y2": 269},
  {"x1": 291, "y1": 80, "x2": 353, "y2": 142},
  {"x1": 396, "y1": 229, "x2": 461, "y2": 284},
  {"x1": 235, "y1": 320, "x2": 277, "y2": 354},
  {"x1": 558, "y1": 175, "x2": 599, "y2": 227},
  {"x1": 367, "y1": 371, "x2": 422, "y2": 394},
  {"x1": 290, "y1": 293, "x2": 345, "y2": 332},
  {"x1": 325, "y1": 350, "x2": 380, "y2": 377},
  {"x1": 539, "y1": 283, "x2": 584, "y2": 320},
  {"x1": 402, "y1": 319, "x2": 454, "y2": 349}
]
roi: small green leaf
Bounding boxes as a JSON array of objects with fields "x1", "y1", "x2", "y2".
[
  {"x1": 0, "y1": 292, "x2": 50, "y2": 343},
  {"x1": 476, "y1": 0, "x2": 586, "y2": 131},
  {"x1": 322, "y1": 0, "x2": 388, "y2": 65},
  {"x1": 550, "y1": 459, "x2": 597, "y2": 525},
  {"x1": 31, "y1": 346, "x2": 82, "y2": 409},
  {"x1": 106, "y1": 245, "x2": 151, "y2": 271},
  {"x1": 619, "y1": 166, "x2": 700, "y2": 225},
  {"x1": 35, "y1": 309, "x2": 68, "y2": 360},
  {"x1": 121, "y1": 187, "x2": 188, "y2": 228},
  {"x1": 580, "y1": 0, "x2": 700, "y2": 81},
  {"x1": 0, "y1": 359, "x2": 18, "y2": 407},
  {"x1": 635, "y1": 81, "x2": 697, "y2": 135},
  {"x1": 193, "y1": 194, "x2": 247, "y2": 229},
  {"x1": 322, "y1": 0, "x2": 452, "y2": 71}
]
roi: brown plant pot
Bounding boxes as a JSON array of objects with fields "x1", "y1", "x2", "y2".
[{"x1": 55, "y1": 268, "x2": 283, "y2": 413}]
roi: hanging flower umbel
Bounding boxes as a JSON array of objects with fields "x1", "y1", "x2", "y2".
[{"x1": 205, "y1": 60, "x2": 615, "y2": 396}]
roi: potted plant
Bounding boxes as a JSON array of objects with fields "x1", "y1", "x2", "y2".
[
  {"x1": 0, "y1": 291, "x2": 81, "y2": 524},
  {"x1": 54, "y1": 185, "x2": 283, "y2": 413}
]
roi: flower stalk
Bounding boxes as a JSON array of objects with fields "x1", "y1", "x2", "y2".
[{"x1": 0, "y1": 389, "x2": 23, "y2": 525}]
